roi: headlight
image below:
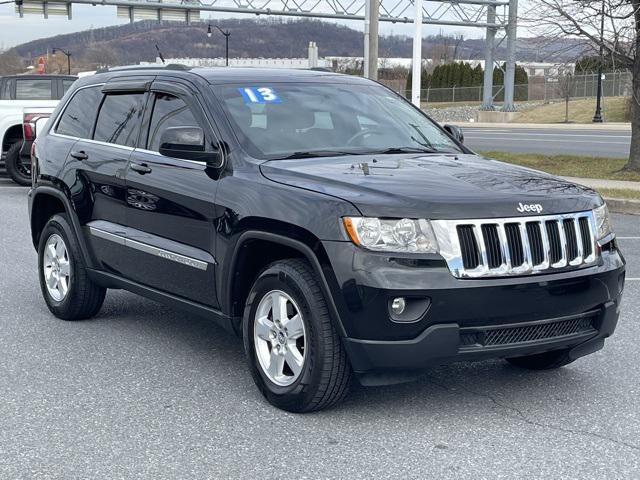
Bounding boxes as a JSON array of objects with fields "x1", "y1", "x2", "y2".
[
  {"x1": 342, "y1": 217, "x2": 438, "y2": 253},
  {"x1": 593, "y1": 203, "x2": 613, "y2": 241}
]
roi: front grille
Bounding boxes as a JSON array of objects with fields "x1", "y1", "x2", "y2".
[
  {"x1": 460, "y1": 314, "x2": 597, "y2": 348},
  {"x1": 432, "y1": 211, "x2": 598, "y2": 279}
]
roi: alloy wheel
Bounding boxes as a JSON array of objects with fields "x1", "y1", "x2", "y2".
[
  {"x1": 253, "y1": 290, "x2": 306, "y2": 387},
  {"x1": 42, "y1": 234, "x2": 71, "y2": 302}
]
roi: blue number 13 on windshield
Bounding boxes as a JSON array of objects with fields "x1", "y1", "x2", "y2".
[{"x1": 239, "y1": 87, "x2": 282, "y2": 104}]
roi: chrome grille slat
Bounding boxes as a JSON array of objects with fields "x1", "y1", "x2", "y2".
[
  {"x1": 432, "y1": 211, "x2": 600, "y2": 279},
  {"x1": 573, "y1": 219, "x2": 584, "y2": 265},
  {"x1": 556, "y1": 219, "x2": 569, "y2": 268}
]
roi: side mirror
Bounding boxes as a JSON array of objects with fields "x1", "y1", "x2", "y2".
[
  {"x1": 443, "y1": 124, "x2": 464, "y2": 144},
  {"x1": 159, "y1": 126, "x2": 221, "y2": 165}
]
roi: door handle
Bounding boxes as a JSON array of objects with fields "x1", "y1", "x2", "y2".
[
  {"x1": 70, "y1": 151, "x2": 88, "y2": 161},
  {"x1": 130, "y1": 163, "x2": 152, "y2": 175}
]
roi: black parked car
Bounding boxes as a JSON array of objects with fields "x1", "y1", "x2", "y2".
[{"x1": 29, "y1": 66, "x2": 625, "y2": 412}]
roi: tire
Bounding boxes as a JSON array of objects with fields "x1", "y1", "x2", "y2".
[
  {"x1": 38, "y1": 214, "x2": 106, "y2": 321},
  {"x1": 5, "y1": 141, "x2": 31, "y2": 186},
  {"x1": 506, "y1": 349, "x2": 575, "y2": 370},
  {"x1": 243, "y1": 259, "x2": 351, "y2": 413}
]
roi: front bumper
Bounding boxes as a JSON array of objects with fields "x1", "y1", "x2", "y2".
[
  {"x1": 343, "y1": 301, "x2": 618, "y2": 375},
  {"x1": 321, "y1": 240, "x2": 625, "y2": 376}
]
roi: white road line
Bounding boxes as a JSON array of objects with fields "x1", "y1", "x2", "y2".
[
  {"x1": 466, "y1": 136, "x2": 629, "y2": 144},
  {"x1": 462, "y1": 132, "x2": 631, "y2": 138},
  {"x1": 626, "y1": 278, "x2": 640, "y2": 281}
]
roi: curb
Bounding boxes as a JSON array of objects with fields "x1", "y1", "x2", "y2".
[{"x1": 603, "y1": 197, "x2": 640, "y2": 216}]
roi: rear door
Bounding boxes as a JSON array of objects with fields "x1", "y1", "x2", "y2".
[
  {"x1": 72, "y1": 82, "x2": 149, "y2": 274},
  {"x1": 120, "y1": 80, "x2": 221, "y2": 307}
]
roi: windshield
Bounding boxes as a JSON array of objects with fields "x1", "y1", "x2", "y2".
[{"x1": 213, "y1": 82, "x2": 462, "y2": 160}]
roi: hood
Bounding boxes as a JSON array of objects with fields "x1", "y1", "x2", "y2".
[{"x1": 260, "y1": 153, "x2": 601, "y2": 219}]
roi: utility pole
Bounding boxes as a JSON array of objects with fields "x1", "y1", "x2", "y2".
[
  {"x1": 592, "y1": 0, "x2": 605, "y2": 123},
  {"x1": 480, "y1": 3, "x2": 496, "y2": 111},
  {"x1": 364, "y1": 0, "x2": 379, "y2": 80},
  {"x1": 502, "y1": 0, "x2": 518, "y2": 112},
  {"x1": 411, "y1": 0, "x2": 423, "y2": 107}
]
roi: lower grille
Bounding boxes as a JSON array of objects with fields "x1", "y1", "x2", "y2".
[{"x1": 460, "y1": 313, "x2": 597, "y2": 348}]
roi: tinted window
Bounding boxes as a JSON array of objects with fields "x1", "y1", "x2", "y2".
[
  {"x1": 147, "y1": 94, "x2": 201, "y2": 152},
  {"x1": 94, "y1": 93, "x2": 145, "y2": 147},
  {"x1": 56, "y1": 86, "x2": 103, "y2": 138},
  {"x1": 15, "y1": 79, "x2": 53, "y2": 100},
  {"x1": 62, "y1": 79, "x2": 76, "y2": 95}
]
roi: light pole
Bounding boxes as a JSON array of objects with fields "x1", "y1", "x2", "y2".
[
  {"x1": 52, "y1": 48, "x2": 71, "y2": 75},
  {"x1": 207, "y1": 24, "x2": 230, "y2": 67},
  {"x1": 592, "y1": 0, "x2": 605, "y2": 123}
]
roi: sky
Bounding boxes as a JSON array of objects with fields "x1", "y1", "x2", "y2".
[{"x1": 0, "y1": 3, "x2": 486, "y2": 49}]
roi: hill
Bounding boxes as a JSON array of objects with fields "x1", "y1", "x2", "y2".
[{"x1": 7, "y1": 18, "x2": 589, "y2": 68}]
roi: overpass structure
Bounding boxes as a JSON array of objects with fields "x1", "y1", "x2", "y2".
[{"x1": 16, "y1": 0, "x2": 518, "y2": 111}]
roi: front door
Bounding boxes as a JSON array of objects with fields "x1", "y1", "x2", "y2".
[{"x1": 121, "y1": 82, "x2": 221, "y2": 307}]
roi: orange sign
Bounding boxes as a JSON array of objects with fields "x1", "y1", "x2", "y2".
[{"x1": 37, "y1": 56, "x2": 46, "y2": 74}]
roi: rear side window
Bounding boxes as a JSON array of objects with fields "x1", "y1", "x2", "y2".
[
  {"x1": 94, "y1": 93, "x2": 146, "y2": 147},
  {"x1": 62, "y1": 79, "x2": 76, "y2": 95},
  {"x1": 15, "y1": 79, "x2": 53, "y2": 100},
  {"x1": 147, "y1": 93, "x2": 201, "y2": 152},
  {"x1": 56, "y1": 86, "x2": 103, "y2": 138},
  {"x1": 0, "y1": 81, "x2": 10, "y2": 100}
]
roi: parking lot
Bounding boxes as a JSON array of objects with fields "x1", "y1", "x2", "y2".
[{"x1": 0, "y1": 180, "x2": 638, "y2": 479}]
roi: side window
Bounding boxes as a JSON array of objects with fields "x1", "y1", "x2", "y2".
[
  {"x1": 56, "y1": 86, "x2": 103, "y2": 138},
  {"x1": 0, "y1": 80, "x2": 11, "y2": 100},
  {"x1": 62, "y1": 79, "x2": 76, "y2": 95},
  {"x1": 15, "y1": 79, "x2": 53, "y2": 100},
  {"x1": 94, "y1": 93, "x2": 146, "y2": 148},
  {"x1": 147, "y1": 93, "x2": 202, "y2": 152}
]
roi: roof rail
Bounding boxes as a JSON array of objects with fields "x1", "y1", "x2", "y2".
[{"x1": 95, "y1": 64, "x2": 192, "y2": 74}]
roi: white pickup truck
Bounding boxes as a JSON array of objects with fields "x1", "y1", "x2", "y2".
[{"x1": 0, "y1": 74, "x2": 77, "y2": 185}]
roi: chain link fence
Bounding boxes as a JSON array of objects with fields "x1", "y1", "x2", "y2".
[{"x1": 398, "y1": 71, "x2": 633, "y2": 105}]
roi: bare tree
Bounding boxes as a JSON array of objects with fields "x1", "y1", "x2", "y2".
[
  {"x1": 0, "y1": 50, "x2": 24, "y2": 75},
  {"x1": 525, "y1": 0, "x2": 640, "y2": 171},
  {"x1": 557, "y1": 69, "x2": 577, "y2": 122},
  {"x1": 82, "y1": 45, "x2": 118, "y2": 70}
]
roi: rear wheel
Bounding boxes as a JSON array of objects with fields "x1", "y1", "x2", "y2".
[
  {"x1": 243, "y1": 259, "x2": 351, "y2": 412},
  {"x1": 506, "y1": 349, "x2": 574, "y2": 370},
  {"x1": 38, "y1": 214, "x2": 106, "y2": 320},
  {"x1": 5, "y1": 141, "x2": 31, "y2": 186}
]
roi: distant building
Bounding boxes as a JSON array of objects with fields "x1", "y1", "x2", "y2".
[{"x1": 144, "y1": 56, "x2": 331, "y2": 69}]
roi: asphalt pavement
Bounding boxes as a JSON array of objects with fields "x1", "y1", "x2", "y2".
[
  {"x1": 463, "y1": 126, "x2": 632, "y2": 157},
  {"x1": 0, "y1": 185, "x2": 639, "y2": 479}
]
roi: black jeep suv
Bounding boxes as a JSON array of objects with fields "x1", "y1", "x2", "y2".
[{"x1": 29, "y1": 66, "x2": 625, "y2": 412}]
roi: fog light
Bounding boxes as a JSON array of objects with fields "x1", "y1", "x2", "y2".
[{"x1": 391, "y1": 297, "x2": 406, "y2": 315}]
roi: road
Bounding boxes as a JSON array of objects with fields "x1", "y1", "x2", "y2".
[
  {"x1": 463, "y1": 126, "x2": 632, "y2": 157},
  {"x1": 0, "y1": 185, "x2": 639, "y2": 479}
]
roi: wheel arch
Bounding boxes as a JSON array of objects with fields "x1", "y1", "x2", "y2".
[
  {"x1": 225, "y1": 228, "x2": 347, "y2": 338},
  {"x1": 2, "y1": 124, "x2": 23, "y2": 152},
  {"x1": 30, "y1": 186, "x2": 96, "y2": 269}
]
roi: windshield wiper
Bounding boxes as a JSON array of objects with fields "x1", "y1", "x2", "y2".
[
  {"x1": 276, "y1": 150, "x2": 359, "y2": 160},
  {"x1": 368, "y1": 146, "x2": 439, "y2": 155}
]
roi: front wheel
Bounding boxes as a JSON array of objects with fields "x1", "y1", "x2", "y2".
[
  {"x1": 5, "y1": 141, "x2": 31, "y2": 186},
  {"x1": 243, "y1": 259, "x2": 351, "y2": 412}
]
